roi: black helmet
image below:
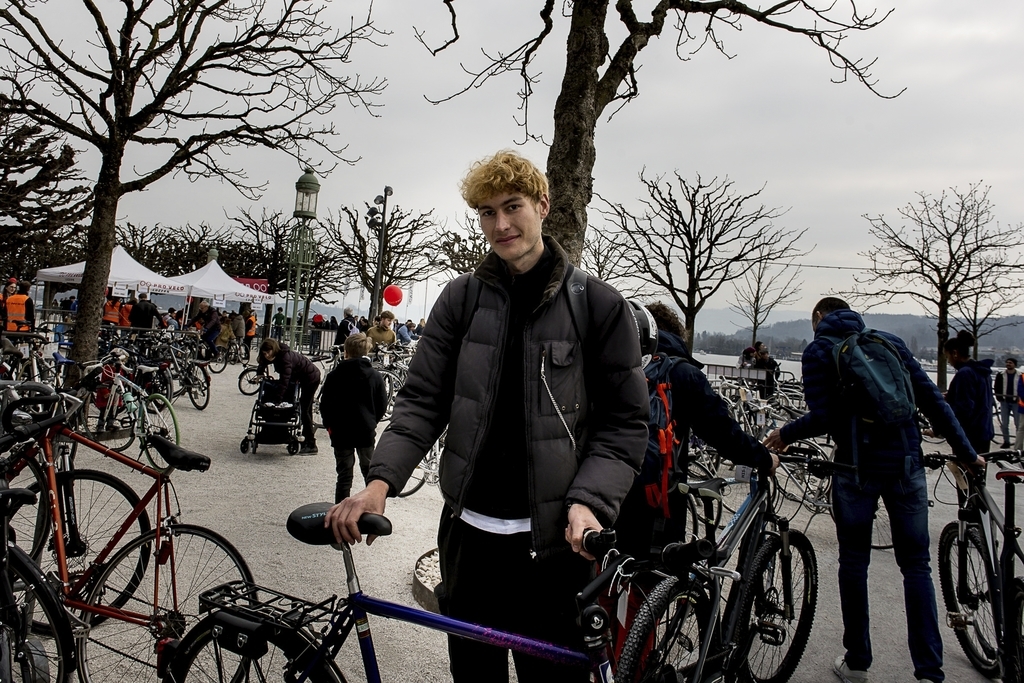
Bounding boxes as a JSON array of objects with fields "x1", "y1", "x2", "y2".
[{"x1": 627, "y1": 300, "x2": 658, "y2": 359}]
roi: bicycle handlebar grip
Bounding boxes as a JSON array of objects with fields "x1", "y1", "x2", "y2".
[
  {"x1": 1, "y1": 393, "x2": 62, "y2": 433},
  {"x1": 921, "y1": 453, "x2": 948, "y2": 470},
  {"x1": 780, "y1": 445, "x2": 819, "y2": 457},
  {"x1": 582, "y1": 528, "x2": 616, "y2": 559},
  {"x1": 662, "y1": 538, "x2": 715, "y2": 575}
]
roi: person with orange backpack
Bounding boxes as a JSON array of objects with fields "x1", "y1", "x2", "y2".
[{"x1": 607, "y1": 302, "x2": 778, "y2": 660}]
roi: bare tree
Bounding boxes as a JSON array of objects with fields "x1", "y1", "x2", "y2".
[
  {"x1": 0, "y1": 113, "x2": 91, "y2": 278},
  {"x1": 435, "y1": 214, "x2": 492, "y2": 277},
  {"x1": 851, "y1": 183, "x2": 1024, "y2": 388},
  {"x1": 599, "y1": 172, "x2": 805, "y2": 346},
  {"x1": 580, "y1": 226, "x2": 645, "y2": 295},
  {"x1": 730, "y1": 250, "x2": 805, "y2": 346},
  {"x1": 415, "y1": 1, "x2": 894, "y2": 264},
  {"x1": 0, "y1": 0, "x2": 386, "y2": 361},
  {"x1": 323, "y1": 204, "x2": 443, "y2": 314},
  {"x1": 952, "y1": 265, "x2": 1024, "y2": 359}
]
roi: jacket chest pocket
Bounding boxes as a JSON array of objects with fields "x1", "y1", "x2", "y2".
[{"x1": 538, "y1": 341, "x2": 582, "y2": 417}]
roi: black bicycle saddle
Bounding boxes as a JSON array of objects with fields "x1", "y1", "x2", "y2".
[
  {"x1": 287, "y1": 502, "x2": 392, "y2": 546},
  {"x1": 146, "y1": 435, "x2": 211, "y2": 472}
]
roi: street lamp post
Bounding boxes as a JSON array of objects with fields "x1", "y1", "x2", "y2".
[
  {"x1": 367, "y1": 185, "x2": 392, "y2": 322},
  {"x1": 285, "y1": 169, "x2": 320, "y2": 349}
]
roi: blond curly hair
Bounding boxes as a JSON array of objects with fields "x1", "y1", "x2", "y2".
[{"x1": 459, "y1": 150, "x2": 548, "y2": 209}]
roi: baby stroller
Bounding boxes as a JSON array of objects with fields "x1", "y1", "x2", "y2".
[{"x1": 240, "y1": 378, "x2": 303, "y2": 455}]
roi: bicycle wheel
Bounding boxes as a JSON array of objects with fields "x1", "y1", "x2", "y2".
[
  {"x1": 398, "y1": 466, "x2": 426, "y2": 497},
  {"x1": 380, "y1": 370, "x2": 400, "y2": 420},
  {"x1": 167, "y1": 612, "x2": 346, "y2": 683},
  {"x1": 9, "y1": 545, "x2": 76, "y2": 682},
  {"x1": 237, "y1": 367, "x2": 261, "y2": 396},
  {"x1": 1006, "y1": 577, "x2": 1024, "y2": 683},
  {"x1": 735, "y1": 531, "x2": 818, "y2": 683},
  {"x1": 30, "y1": 470, "x2": 151, "y2": 607},
  {"x1": 208, "y1": 349, "x2": 228, "y2": 374},
  {"x1": 6, "y1": 453, "x2": 49, "y2": 560},
  {"x1": 77, "y1": 524, "x2": 253, "y2": 683},
  {"x1": 85, "y1": 390, "x2": 136, "y2": 451},
  {"x1": 617, "y1": 576, "x2": 712, "y2": 683},
  {"x1": 187, "y1": 367, "x2": 211, "y2": 411},
  {"x1": 238, "y1": 343, "x2": 251, "y2": 365},
  {"x1": 938, "y1": 522, "x2": 1000, "y2": 676},
  {"x1": 140, "y1": 394, "x2": 179, "y2": 471}
]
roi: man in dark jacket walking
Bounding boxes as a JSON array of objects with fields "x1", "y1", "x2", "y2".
[
  {"x1": 326, "y1": 150, "x2": 648, "y2": 682},
  {"x1": 765, "y1": 297, "x2": 981, "y2": 683},
  {"x1": 320, "y1": 333, "x2": 387, "y2": 501},
  {"x1": 257, "y1": 338, "x2": 322, "y2": 454},
  {"x1": 128, "y1": 293, "x2": 159, "y2": 328}
]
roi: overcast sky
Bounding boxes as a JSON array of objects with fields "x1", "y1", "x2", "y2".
[{"x1": 107, "y1": 0, "x2": 1024, "y2": 327}]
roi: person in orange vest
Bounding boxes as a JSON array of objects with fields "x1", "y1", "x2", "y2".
[
  {"x1": 4, "y1": 281, "x2": 34, "y2": 332},
  {"x1": 244, "y1": 310, "x2": 258, "y2": 350},
  {"x1": 102, "y1": 297, "x2": 122, "y2": 325},
  {"x1": 119, "y1": 297, "x2": 135, "y2": 327}
]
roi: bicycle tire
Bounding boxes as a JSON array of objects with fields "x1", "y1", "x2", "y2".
[
  {"x1": 28, "y1": 469, "x2": 152, "y2": 620},
  {"x1": 238, "y1": 367, "x2": 261, "y2": 396},
  {"x1": 1005, "y1": 577, "x2": 1024, "y2": 683},
  {"x1": 85, "y1": 390, "x2": 137, "y2": 452},
  {"x1": 617, "y1": 576, "x2": 712, "y2": 682},
  {"x1": 208, "y1": 350, "x2": 228, "y2": 374},
  {"x1": 187, "y1": 367, "x2": 211, "y2": 410},
  {"x1": 735, "y1": 531, "x2": 818, "y2": 683},
  {"x1": 398, "y1": 466, "x2": 427, "y2": 497},
  {"x1": 938, "y1": 522, "x2": 1000, "y2": 676},
  {"x1": 167, "y1": 611, "x2": 347, "y2": 683},
  {"x1": 239, "y1": 342, "x2": 251, "y2": 364},
  {"x1": 380, "y1": 370, "x2": 400, "y2": 420},
  {"x1": 141, "y1": 394, "x2": 179, "y2": 472},
  {"x1": 9, "y1": 544, "x2": 76, "y2": 682},
  {"x1": 6, "y1": 453, "x2": 50, "y2": 560},
  {"x1": 77, "y1": 524, "x2": 253, "y2": 683}
]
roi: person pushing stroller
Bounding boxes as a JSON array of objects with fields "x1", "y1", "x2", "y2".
[{"x1": 256, "y1": 339, "x2": 321, "y2": 454}]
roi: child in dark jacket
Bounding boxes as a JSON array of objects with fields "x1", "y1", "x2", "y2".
[{"x1": 320, "y1": 333, "x2": 388, "y2": 502}]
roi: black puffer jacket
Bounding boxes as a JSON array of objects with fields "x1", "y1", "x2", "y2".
[
  {"x1": 367, "y1": 237, "x2": 649, "y2": 557},
  {"x1": 257, "y1": 344, "x2": 321, "y2": 401}
]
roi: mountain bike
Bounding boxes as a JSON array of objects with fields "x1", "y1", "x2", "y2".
[
  {"x1": 924, "y1": 449, "x2": 1024, "y2": 681},
  {"x1": 616, "y1": 452, "x2": 853, "y2": 683}
]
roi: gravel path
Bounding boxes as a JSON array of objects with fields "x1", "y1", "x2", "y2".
[{"x1": 95, "y1": 365, "x2": 997, "y2": 682}]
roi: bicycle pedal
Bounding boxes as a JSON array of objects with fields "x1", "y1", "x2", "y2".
[{"x1": 946, "y1": 611, "x2": 971, "y2": 630}]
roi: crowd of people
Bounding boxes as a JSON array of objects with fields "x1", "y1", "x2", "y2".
[{"x1": 1, "y1": 149, "x2": 1021, "y2": 683}]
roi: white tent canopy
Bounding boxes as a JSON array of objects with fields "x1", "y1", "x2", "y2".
[
  {"x1": 34, "y1": 245, "x2": 187, "y2": 295},
  {"x1": 169, "y1": 260, "x2": 273, "y2": 304}
]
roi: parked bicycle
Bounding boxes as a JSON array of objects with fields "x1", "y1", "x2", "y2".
[
  {"x1": 616, "y1": 451, "x2": 854, "y2": 683},
  {"x1": 924, "y1": 448, "x2": 1024, "y2": 682},
  {"x1": 165, "y1": 508, "x2": 631, "y2": 682},
  {"x1": 1, "y1": 392, "x2": 252, "y2": 683}
]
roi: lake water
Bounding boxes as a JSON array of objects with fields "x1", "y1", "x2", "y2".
[{"x1": 693, "y1": 351, "x2": 941, "y2": 385}]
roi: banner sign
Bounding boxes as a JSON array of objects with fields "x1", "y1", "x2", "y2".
[
  {"x1": 213, "y1": 296, "x2": 227, "y2": 308},
  {"x1": 111, "y1": 284, "x2": 129, "y2": 298},
  {"x1": 233, "y1": 277, "x2": 270, "y2": 293}
]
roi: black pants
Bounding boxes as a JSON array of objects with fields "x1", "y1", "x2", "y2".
[
  {"x1": 436, "y1": 507, "x2": 592, "y2": 683},
  {"x1": 333, "y1": 445, "x2": 373, "y2": 502},
  {"x1": 299, "y1": 383, "x2": 317, "y2": 447}
]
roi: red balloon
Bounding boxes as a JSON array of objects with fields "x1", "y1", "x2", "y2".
[{"x1": 383, "y1": 284, "x2": 403, "y2": 306}]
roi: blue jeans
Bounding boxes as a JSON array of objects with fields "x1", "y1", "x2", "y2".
[
  {"x1": 1000, "y1": 401, "x2": 1019, "y2": 445},
  {"x1": 832, "y1": 463, "x2": 943, "y2": 681}
]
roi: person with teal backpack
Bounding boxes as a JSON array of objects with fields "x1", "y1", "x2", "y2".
[{"x1": 765, "y1": 297, "x2": 982, "y2": 683}]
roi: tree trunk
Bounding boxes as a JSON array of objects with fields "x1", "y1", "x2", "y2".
[
  {"x1": 545, "y1": 0, "x2": 608, "y2": 267},
  {"x1": 936, "y1": 299, "x2": 949, "y2": 390},
  {"x1": 74, "y1": 155, "x2": 123, "y2": 363}
]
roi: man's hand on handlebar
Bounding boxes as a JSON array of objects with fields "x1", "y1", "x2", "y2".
[
  {"x1": 566, "y1": 503, "x2": 602, "y2": 561},
  {"x1": 326, "y1": 480, "x2": 389, "y2": 545},
  {"x1": 762, "y1": 429, "x2": 786, "y2": 453}
]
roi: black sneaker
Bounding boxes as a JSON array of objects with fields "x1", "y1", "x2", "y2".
[{"x1": 298, "y1": 444, "x2": 318, "y2": 455}]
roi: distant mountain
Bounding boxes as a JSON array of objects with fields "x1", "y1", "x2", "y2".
[{"x1": 696, "y1": 308, "x2": 1024, "y2": 360}]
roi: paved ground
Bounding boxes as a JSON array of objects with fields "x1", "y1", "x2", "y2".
[{"x1": 97, "y1": 364, "x2": 1000, "y2": 682}]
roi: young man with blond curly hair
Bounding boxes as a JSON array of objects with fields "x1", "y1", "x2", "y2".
[{"x1": 327, "y1": 150, "x2": 648, "y2": 681}]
